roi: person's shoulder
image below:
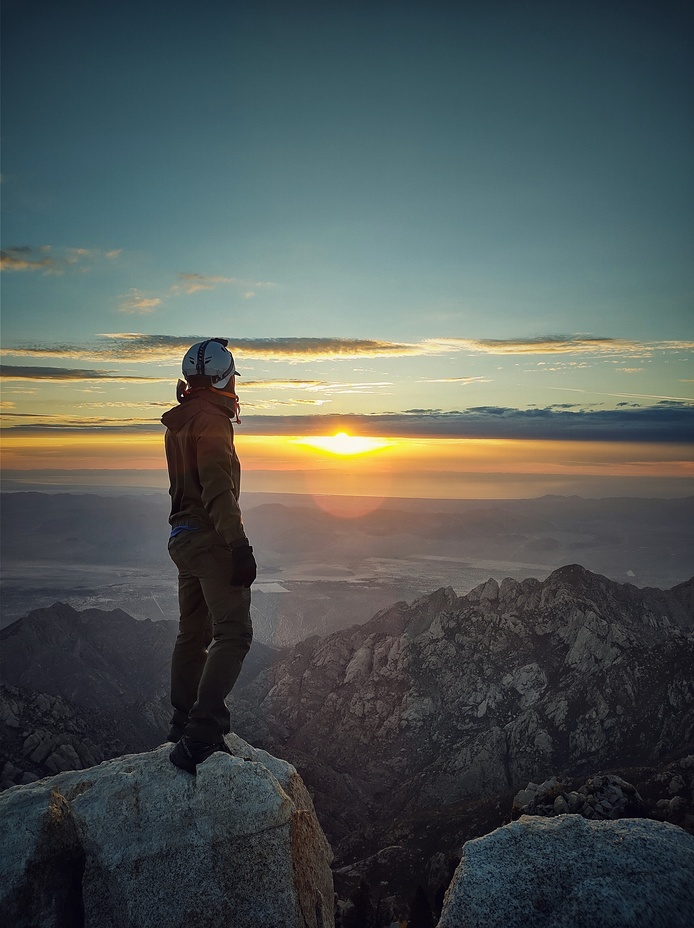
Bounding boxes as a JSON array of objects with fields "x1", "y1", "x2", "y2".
[
  {"x1": 194, "y1": 399, "x2": 234, "y2": 435},
  {"x1": 196, "y1": 397, "x2": 232, "y2": 420}
]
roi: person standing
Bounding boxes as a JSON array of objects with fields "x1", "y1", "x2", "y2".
[{"x1": 162, "y1": 338, "x2": 256, "y2": 773}]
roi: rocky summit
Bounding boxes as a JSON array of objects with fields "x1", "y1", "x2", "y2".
[
  {"x1": 231, "y1": 565, "x2": 694, "y2": 855},
  {"x1": 0, "y1": 733, "x2": 334, "y2": 928}
]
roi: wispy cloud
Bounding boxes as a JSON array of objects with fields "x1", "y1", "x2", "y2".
[
  {"x1": 0, "y1": 364, "x2": 169, "y2": 383},
  {"x1": 170, "y1": 273, "x2": 276, "y2": 296},
  {"x1": 243, "y1": 398, "x2": 331, "y2": 409},
  {"x1": 549, "y1": 386, "x2": 694, "y2": 403},
  {"x1": 427, "y1": 336, "x2": 655, "y2": 356},
  {"x1": 171, "y1": 274, "x2": 234, "y2": 294},
  {"x1": 243, "y1": 380, "x2": 328, "y2": 390},
  {"x1": 0, "y1": 413, "x2": 159, "y2": 428},
  {"x1": 306, "y1": 381, "x2": 393, "y2": 393},
  {"x1": 0, "y1": 245, "x2": 121, "y2": 274},
  {"x1": 118, "y1": 290, "x2": 163, "y2": 314},
  {"x1": 75, "y1": 401, "x2": 172, "y2": 409},
  {"x1": 418, "y1": 376, "x2": 493, "y2": 384}
]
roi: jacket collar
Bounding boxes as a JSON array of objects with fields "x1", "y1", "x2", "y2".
[{"x1": 187, "y1": 388, "x2": 237, "y2": 419}]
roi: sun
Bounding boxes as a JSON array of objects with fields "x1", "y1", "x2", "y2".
[{"x1": 293, "y1": 432, "x2": 393, "y2": 455}]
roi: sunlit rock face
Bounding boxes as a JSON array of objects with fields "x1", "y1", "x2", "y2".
[
  {"x1": 437, "y1": 815, "x2": 694, "y2": 928},
  {"x1": 232, "y1": 565, "x2": 694, "y2": 844},
  {"x1": 0, "y1": 735, "x2": 334, "y2": 928}
]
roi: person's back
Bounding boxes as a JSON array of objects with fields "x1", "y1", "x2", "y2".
[
  {"x1": 162, "y1": 338, "x2": 256, "y2": 774},
  {"x1": 162, "y1": 390, "x2": 245, "y2": 546}
]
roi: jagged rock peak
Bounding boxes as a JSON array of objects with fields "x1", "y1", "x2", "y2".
[
  {"x1": 548, "y1": 563, "x2": 602, "y2": 584},
  {"x1": 0, "y1": 734, "x2": 334, "y2": 928},
  {"x1": 466, "y1": 564, "x2": 608, "y2": 605}
]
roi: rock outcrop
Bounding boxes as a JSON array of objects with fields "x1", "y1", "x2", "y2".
[
  {"x1": 437, "y1": 814, "x2": 694, "y2": 928},
  {"x1": 512, "y1": 759, "x2": 694, "y2": 830},
  {"x1": 0, "y1": 735, "x2": 334, "y2": 928},
  {"x1": 513, "y1": 773, "x2": 646, "y2": 820}
]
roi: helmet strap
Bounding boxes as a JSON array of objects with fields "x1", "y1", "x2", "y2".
[{"x1": 215, "y1": 388, "x2": 241, "y2": 423}]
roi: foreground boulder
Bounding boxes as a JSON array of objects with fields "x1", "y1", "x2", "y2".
[
  {"x1": 438, "y1": 814, "x2": 694, "y2": 928},
  {"x1": 0, "y1": 734, "x2": 334, "y2": 928}
]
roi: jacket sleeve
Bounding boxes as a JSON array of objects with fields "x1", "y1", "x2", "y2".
[{"x1": 196, "y1": 412, "x2": 248, "y2": 547}]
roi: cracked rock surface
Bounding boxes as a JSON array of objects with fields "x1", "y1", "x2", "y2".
[{"x1": 0, "y1": 735, "x2": 334, "y2": 928}]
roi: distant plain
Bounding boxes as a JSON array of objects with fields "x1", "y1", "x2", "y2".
[{"x1": 2, "y1": 491, "x2": 692, "y2": 645}]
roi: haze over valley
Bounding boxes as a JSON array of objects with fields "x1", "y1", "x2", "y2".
[{"x1": 2, "y1": 491, "x2": 692, "y2": 645}]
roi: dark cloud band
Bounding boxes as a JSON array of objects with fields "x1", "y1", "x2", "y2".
[
  {"x1": 0, "y1": 365, "x2": 167, "y2": 382},
  {"x1": 3, "y1": 403, "x2": 692, "y2": 442}
]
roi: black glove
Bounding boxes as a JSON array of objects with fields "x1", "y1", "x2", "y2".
[{"x1": 231, "y1": 543, "x2": 257, "y2": 588}]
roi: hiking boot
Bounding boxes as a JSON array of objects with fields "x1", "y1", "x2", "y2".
[
  {"x1": 169, "y1": 736, "x2": 232, "y2": 774},
  {"x1": 166, "y1": 722, "x2": 185, "y2": 743}
]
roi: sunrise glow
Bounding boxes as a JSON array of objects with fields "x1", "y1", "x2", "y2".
[{"x1": 292, "y1": 432, "x2": 394, "y2": 456}]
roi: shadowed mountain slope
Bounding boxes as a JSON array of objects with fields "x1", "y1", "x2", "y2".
[{"x1": 230, "y1": 565, "x2": 694, "y2": 853}]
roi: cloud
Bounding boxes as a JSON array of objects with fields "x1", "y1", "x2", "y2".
[
  {"x1": 2, "y1": 332, "x2": 693, "y2": 365},
  {"x1": 1, "y1": 247, "x2": 54, "y2": 272},
  {"x1": 119, "y1": 290, "x2": 163, "y2": 314},
  {"x1": 172, "y1": 274, "x2": 236, "y2": 295},
  {"x1": 418, "y1": 376, "x2": 493, "y2": 384},
  {"x1": 0, "y1": 413, "x2": 158, "y2": 428},
  {"x1": 170, "y1": 273, "x2": 277, "y2": 296},
  {"x1": 427, "y1": 336, "x2": 652, "y2": 355},
  {"x1": 0, "y1": 245, "x2": 121, "y2": 274},
  {"x1": 242, "y1": 380, "x2": 328, "y2": 390},
  {"x1": 0, "y1": 334, "x2": 445, "y2": 363},
  {"x1": 243, "y1": 398, "x2": 331, "y2": 409},
  {"x1": 75, "y1": 401, "x2": 173, "y2": 409},
  {"x1": 0, "y1": 364, "x2": 169, "y2": 383},
  {"x1": 549, "y1": 386, "x2": 694, "y2": 403},
  {"x1": 237, "y1": 404, "x2": 694, "y2": 442}
]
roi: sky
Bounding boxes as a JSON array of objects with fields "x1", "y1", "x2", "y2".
[{"x1": 1, "y1": 0, "x2": 693, "y2": 498}]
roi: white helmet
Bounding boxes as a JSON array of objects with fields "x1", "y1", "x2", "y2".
[{"x1": 182, "y1": 338, "x2": 238, "y2": 390}]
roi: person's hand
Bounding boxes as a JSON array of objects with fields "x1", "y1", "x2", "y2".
[{"x1": 231, "y1": 543, "x2": 257, "y2": 588}]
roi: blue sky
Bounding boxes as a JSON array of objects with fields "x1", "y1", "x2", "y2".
[{"x1": 1, "y1": 0, "x2": 692, "y2": 495}]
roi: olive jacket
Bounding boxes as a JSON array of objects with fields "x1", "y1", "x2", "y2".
[{"x1": 161, "y1": 390, "x2": 248, "y2": 547}]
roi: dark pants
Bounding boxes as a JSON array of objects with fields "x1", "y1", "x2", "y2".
[{"x1": 168, "y1": 529, "x2": 252, "y2": 743}]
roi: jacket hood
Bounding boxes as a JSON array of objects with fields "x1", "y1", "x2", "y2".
[{"x1": 161, "y1": 391, "x2": 236, "y2": 432}]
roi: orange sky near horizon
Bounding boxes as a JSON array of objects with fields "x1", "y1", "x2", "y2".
[{"x1": 2, "y1": 430, "x2": 692, "y2": 499}]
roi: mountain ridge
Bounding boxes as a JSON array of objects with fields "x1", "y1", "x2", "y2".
[{"x1": 230, "y1": 564, "x2": 694, "y2": 853}]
